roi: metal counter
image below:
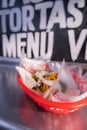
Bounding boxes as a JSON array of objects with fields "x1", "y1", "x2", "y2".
[{"x1": 0, "y1": 61, "x2": 87, "y2": 130}]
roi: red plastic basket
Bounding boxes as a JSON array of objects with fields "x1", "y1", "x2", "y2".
[{"x1": 17, "y1": 74, "x2": 87, "y2": 114}]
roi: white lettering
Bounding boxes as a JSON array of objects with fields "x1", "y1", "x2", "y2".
[
  {"x1": 85, "y1": 42, "x2": 87, "y2": 60},
  {"x1": 31, "y1": 0, "x2": 44, "y2": 3},
  {"x1": 1, "y1": 0, "x2": 8, "y2": 8},
  {"x1": 2, "y1": 34, "x2": 16, "y2": 57},
  {"x1": 23, "y1": 0, "x2": 44, "y2": 4},
  {"x1": 22, "y1": 5, "x2": 35, "y2": 31},
  {"x1": 35, "y1": 2, "x2": 53, "y2": 30},
  {"x1": 10, "y1": 8, "x2": 21, "y2": 32},
  {"x1": 16, "y1": 33, "x2": 27, "y2": 57},
  {"x1": 47, "y1": 0, "x2": 66, "y2": 29},
  {"x1": 1, "y1": 0, "x2": 16, "y2": 8},
  {"x1": 40, "y1": 31, "x2": 54, "y2": 59},
  {"x1": 0, "y1": 9, "x2": 10, "y2": 33},
  {"x1": 68, "y1": 29, "x2": 87, "y2": 61},
  {"x1": 67, "y1": 0, "x2": 85, "y2": 28},
  {"x1": 27, "y1": 32, "x2": 39, "y2": 58},
  {"x1": 9, "y1": 0, "x2": 16, "y2": 7}
]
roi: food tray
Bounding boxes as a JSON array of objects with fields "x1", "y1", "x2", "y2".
[{"x1": 17, "y1": 73, "x2": 87, "y2": 114}]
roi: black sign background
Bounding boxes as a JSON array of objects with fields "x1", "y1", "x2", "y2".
[{"x1": 0, "y1": 0, "x2": 87, "y2": 63}]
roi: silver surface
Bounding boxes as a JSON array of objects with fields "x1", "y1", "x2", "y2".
[{"x1": 0, "y1": 61, "x2": 87, "y2": 130}]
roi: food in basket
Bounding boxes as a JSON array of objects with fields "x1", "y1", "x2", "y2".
[{"x1": 16, "y1": 54, "x2": 87, "y2": 103}]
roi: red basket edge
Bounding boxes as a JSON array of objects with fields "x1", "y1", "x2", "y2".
[{"x1": 17, "y1": 75, "x2": 87, "y2": 110}]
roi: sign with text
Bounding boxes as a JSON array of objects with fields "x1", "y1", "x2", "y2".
[{"x1": 0, "y1": 0, "x2": 87, "y2": 63}]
